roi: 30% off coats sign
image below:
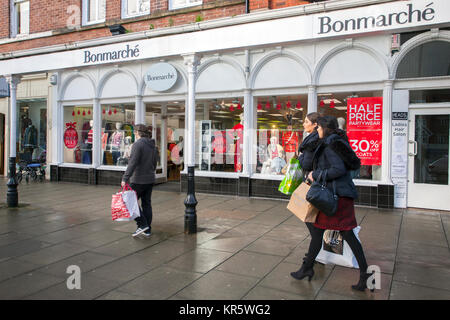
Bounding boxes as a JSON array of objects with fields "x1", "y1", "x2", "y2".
[{"x1": 346, "y1": 97, "x2": 383, "y2": 166}]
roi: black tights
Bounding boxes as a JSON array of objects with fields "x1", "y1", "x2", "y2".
[{"x1": 305, "y1": 224, "x2": 368, "y2": 272}]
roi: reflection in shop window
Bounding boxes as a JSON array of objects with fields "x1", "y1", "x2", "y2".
[
  {"x1": 63, "y1": 106, "x2": 93, "y2": 164},
  {"x1": 255, "y1": 95, "x2": 307, "y2": 176},
  {"x1": 317, "y1": 91, "x2": 383, "y2": 181},
  {"x1": 18, "y1": 100, "x2": 47, "y2": 164},
  {"x1": 101, "y1": 104, "x2": 135, "y2": 167},
  {"x1": 196, "y1": 99, "x2": 244, "y2": 173}
]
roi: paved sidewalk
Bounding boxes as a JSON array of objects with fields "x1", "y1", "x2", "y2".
[{"x1": 0, "y1": 180, "x2": 449, "y2": 300}]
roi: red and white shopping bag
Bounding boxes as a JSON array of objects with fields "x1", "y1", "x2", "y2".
[{"x1": 111, "y1": 184, "x2": 140, "y2": 221}]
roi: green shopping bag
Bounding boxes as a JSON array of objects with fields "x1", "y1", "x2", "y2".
[{"x1": 278, "y1": 158, "x2": 303, "y2": 195}]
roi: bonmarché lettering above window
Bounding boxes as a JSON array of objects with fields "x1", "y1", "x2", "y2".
[
  {"x1": 83, "y1": 44, "x2": 140, "y2": 63},
  {"x1": 317, "y1": 2, "x2": 436, "y2": 35}
]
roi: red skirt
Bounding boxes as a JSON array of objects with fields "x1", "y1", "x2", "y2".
[{"x1": 314, "y1": 197, "x2": 357, "y2": 231}]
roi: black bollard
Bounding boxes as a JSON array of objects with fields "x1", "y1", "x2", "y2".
[
  {"x1": 6, "y1": 157, "x2": 18, "y2": 207},
  {"x1": 184, "y1": 166, "x2": 197, "y2": 234}
]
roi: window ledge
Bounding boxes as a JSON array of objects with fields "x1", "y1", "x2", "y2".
[{"x1": 0, "y1": 31, "x2": 53, "y2": 45}]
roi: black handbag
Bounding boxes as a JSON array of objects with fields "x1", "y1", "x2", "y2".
[{"x1": 305, "y1": 170, "x2": 338, "y2": 217}]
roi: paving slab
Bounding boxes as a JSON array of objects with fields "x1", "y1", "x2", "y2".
[
  {"x1": 242, "y1": 285, "x2": 310, "y2": 300},
  {"x1": 167, "y1": 248, "x2": 234, "y2": 273},
  {"x1": 389, "y1": 281, "x2": 450, "y2": 300}
]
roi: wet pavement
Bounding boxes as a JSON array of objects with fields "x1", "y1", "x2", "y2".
[{"x1": 0, "y1": 179, "x2": 449, "y2": 300}]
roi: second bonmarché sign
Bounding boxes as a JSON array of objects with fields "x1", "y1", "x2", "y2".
[{"x1": 144, "y1": 63, "x2": 178, "y2": 92}]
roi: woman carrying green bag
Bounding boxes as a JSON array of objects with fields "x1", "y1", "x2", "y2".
[{"x1": 278, "y1": 158, "x2": 303, "y2": 195}]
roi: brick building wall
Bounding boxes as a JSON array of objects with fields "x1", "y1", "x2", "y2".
[{"x1": 0, "y1": 0, "x2": 316, "y2": 54}]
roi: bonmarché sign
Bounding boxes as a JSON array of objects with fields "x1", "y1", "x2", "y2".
[
  {"x1": 83, "y1": 44, "x2": 140, "y2": 64},
  {"x1": 144, "y1": 63, "x2": 178, "y2": 92},
  {"x1": 316, "y1": 2, "x2": 437, "y2": 35}
]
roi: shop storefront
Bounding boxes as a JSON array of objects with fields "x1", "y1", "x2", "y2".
[{"x1": 1, "y1": 0, "x2": 449, "y2": 210}]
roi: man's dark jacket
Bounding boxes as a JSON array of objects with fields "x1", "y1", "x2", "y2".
[
  {"x1": 122, "y1": 137, "x2": 158, "y2": 185},
  {"x1": 311, "y1": 133, "x2": 360, "y2": 199}
]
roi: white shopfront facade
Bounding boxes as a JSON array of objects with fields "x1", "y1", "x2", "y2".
[{"x1": 1, "y1": 0, "x2": 449, "y2": 210}]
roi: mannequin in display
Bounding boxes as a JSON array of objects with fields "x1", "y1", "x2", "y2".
[
  {"x1": 211, "y1": 129, "x2": 225, "y2": 170},
  {"x1": 337, "y1": 117, "x2": 346, "y2": 130},
  {"x1": 261, "y1": 136, "x2": 286, "y2": 174},
  {"x1": 231, "y1": 113, "x2": 244, "y2": 172},
  {"x1": 282, "y1": 116, "x2": 299, "y2": 163},
  {"x1": 110, "y1": 122, "x2": 125, "y2": 165},
  {"x1": 82, "y1": 119, "x2": 94, "y2": 164},
  {"x1": 23, "y1": 119, "x2": 38, "y2": 157}
]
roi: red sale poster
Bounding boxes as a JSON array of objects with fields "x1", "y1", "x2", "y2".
[
  {"x1": 347, "y1": 131, "x2": 382, "y2": 166},
  {"x1": 347, "y1": 97, "x2": 383, "y2": 166}
]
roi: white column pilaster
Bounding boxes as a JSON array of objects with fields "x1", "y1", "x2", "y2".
[
  {"x1": 382, "y1": 80, "x2": 394, "y2": 183},
  {"x1": 92, "y1": 98, "x2": 101, "y2": 167},
  {"x1": 161, "y1": 103, "x2": 168, "y2": 179},
  {"x1": 5, "y1": 75, "x2": 21, "y2": 158},
  {"x1": 135, "y1": 95, "x2": 144, "y2": 125},
  {"x1": 183, "y1": 54, "x2": 201, "y2": 168},
  {"x1": 243, "y1": 89, "x2": 252, "y2": 176},
  {"x1": 308, "y1": 85, "x2": 317, "y2": 114}
]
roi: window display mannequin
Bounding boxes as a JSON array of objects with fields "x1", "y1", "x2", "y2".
[
  {"x1": 337, "y1": 117, "x2": 346, "y2": 130},
  {"x1": 82, "y1": 119, "x2": 94, "y2": 164},
  {"x1": 261, "y1": 136, "x2": 286, "y2": 174},
  {"x1": 231, "y1": 113, "x2": 244, "y2": 172},
  {"x1": 110, "y1": 122, "x2": 125, "y2": 165},
  {"x1": 23, "y1": 119, "x2": 38, "y2": 156},
  {"x1": 282, "y1": 117, "x2": 300, "y2": 163},
  {"x1": 211, "y1": 130, "x2": 225, "y2": 168}
]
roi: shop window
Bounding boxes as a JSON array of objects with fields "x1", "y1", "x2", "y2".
[
  {"x1": 317, "y1": 91, "x2": 383, "y2": 181},
  {"x1": 255, "y1": 95, "x2": 307, "y2": 176},
  {"x1": 169, "y1": 0, "x2": 202, "y2": 11},
  {"x1": 410, "y1": 89, "x2": 450, "y2": 104},
  {"x1": 397, "y1": 41, "x2": 450, "y2": 79},
  {"x1": 63, "y1": 106, "x2": 93, "y2": 164},
  {"x1": 195, "y1": 99, "x2": 244, "y2": 173},
  {"x1": 18, "y1": 100, "x2": 47, "y2": 164},
  {"x1": 145, "y1": 103, "x2": 185, "y2": 178},
  {"x1": 121, "y1": 0, "x2": 150, "y2": 19},
  {"x1": 101, "y1": 104, "x2": 136, "y2": 167},
  {"x1": 82, "y1": 0, "x2": 106, "y2": 26},
  {"x1": 11, "y1": 0, "x2": 29, "y2": 37}
]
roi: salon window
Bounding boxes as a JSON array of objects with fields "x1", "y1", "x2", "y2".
[
  {"x1": 63, "y1": 106, "x2": 93, "y2": 164},
  {"x1": 317, "y1": 91, "x2": 383, "y2": 181},
  {"x1": 255, "y1": 95, "x2": 307, "y2": 176},
  {"x1": 195, "y1": 99, "x2": 244, "y2": 173},
  {"x1": 101, "y1": 104, "x2": 135, "y2": 167}
]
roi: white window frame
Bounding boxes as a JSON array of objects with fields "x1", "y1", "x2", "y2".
[
  {"x1": 121, "y1": 0, "x2": 150, "y2": 19},
  {"x1": 169, "y1": 0, "x2": 202, "y2": 11},
  {"x1": 10, "y1": 0, "x2": 30, "y2": 38},
  {"x1": 82, "y1": 0, "x2": 106, "y2": 26}
]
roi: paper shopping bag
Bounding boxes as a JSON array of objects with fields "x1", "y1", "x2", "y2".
[
  {"x1": 315, "y1": 227, "x2": 361, "y2": 269},
  {"x1": 287, "y1": 182, "x2": 319, "y2": 222}
]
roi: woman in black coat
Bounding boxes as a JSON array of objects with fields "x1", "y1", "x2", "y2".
[
  {"x1": 291, "y1": 115, "x2": 372, "y2": 292},
  {"x1": 297, "y1": 112, "x2": 319, "y2": 237}
]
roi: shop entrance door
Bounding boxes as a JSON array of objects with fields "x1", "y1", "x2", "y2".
[{"x1": 408, "y1": 107, "x2": 450, "y2": 210}]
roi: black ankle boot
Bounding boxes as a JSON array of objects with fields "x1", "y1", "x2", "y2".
[
  {"x1": 290, "y1": 263, "x2": 314, "y2": 281},
  {"x1": 351, "y1": 271, "x2": 375, "y2": 292}
]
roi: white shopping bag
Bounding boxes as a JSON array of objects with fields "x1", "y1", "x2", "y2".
[
  {"x1": 115, "y1": 189, "x2": 140, "y2": 222},
  {"x1": 315, "y1": 226, "x2": 361, "y2": 269}
]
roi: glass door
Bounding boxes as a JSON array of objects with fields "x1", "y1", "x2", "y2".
[{"x1": 408, "y1": 108, "x2": 450, "y2": 210}]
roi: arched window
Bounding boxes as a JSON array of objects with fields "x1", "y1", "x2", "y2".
[{"x1": 397, "y1": 41, "x2": 450, "y2": 79}]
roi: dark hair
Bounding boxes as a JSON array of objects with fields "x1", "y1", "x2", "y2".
[
  {"x1": 305, "y1": 112, "x2": 320, "y2": 125},
  {"x1": 317, "y1": 115, "x2": 339, "y2": 137},
  {"x1": 135, "y1": 124, "x2": 152, "y2": 138}
]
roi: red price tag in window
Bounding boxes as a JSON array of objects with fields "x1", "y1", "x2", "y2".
[
  {"x1": 64, "y1": 122, "x2": 78, "y2": 149},
  {"x1": 347, "y1": 131, "x2": 382, "y2": 166}
]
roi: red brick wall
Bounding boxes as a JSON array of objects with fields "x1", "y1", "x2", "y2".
[
  {"x1": 30, "y1": 0, "x2": 82, "y2": 34},
  {"x1": 0, "y1": 0, "x2": 315, "y2": 54},
  {"x1": 270, "y1": 0, "x2": 309, "y2": 9},
  {"x1": 0, "y1": 0, "x2": 10, "y2": 38}
]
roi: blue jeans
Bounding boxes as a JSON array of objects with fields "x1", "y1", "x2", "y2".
[{"x1": 130, "y1": 183, "x2": 153, "y2": 231}]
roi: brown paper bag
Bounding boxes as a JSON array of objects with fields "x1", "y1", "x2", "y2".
[{"x1": 287, "y1": 182, "x2": 319, "y2": 223}]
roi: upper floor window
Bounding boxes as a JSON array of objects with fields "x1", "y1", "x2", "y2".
[
  {"x1": 82, "y1": 0, "x2": 106, "y2": 26},
  {"x1": 169, "y1": 0, "x2": 202, "y2": 11},
  {"x1": 11, "y1": 0, "x2": 30, "y2": 37},
  {"x1": 122, "y1": 0, "x2": 150, "y2": 19}
]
